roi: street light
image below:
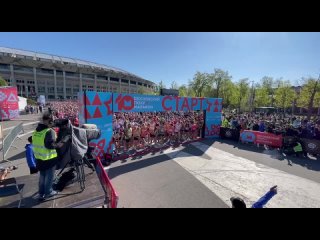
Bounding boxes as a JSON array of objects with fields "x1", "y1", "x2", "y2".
[{"x1": 250, "y1": 80, "x2": 255, "y2": 112}]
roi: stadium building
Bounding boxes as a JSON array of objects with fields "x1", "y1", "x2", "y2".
[{"x1": 0, "y1": 47, "x2": 156, "y2": 100}]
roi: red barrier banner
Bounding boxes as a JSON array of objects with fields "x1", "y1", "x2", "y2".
[
  {"x1": 0, "y1": 87, "x2": 19, "y2": 120},
  {"x1": 95, "y1": 157, "x2": 119, "y2": 208},
  {"x1": 240, "y1": 130, "x2": 283, "y2": 148}
]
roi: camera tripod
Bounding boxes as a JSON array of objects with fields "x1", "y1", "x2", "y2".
[{"x1": 54, "y1": 152, "x2": 95, "y2": 192}]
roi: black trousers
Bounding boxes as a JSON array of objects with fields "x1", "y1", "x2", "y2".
[{"x1": 30, "y1": 167, "x2": 39, "y2": 174}]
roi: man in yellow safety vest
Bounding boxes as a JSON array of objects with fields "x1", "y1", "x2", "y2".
[{"x1": 32, "y1": 112, "x2": 62, "y2": 201}]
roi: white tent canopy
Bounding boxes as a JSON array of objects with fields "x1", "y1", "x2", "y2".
[{"x1": 18, "y1": 96, "x2": 27, "y2": 111}]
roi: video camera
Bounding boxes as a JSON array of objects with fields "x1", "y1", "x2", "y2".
[
  {"x1": 53, "y1": 119, "x2": 101, "y2": 192},
  {"x1": 81, "y1": 124, "x2": 101, "y2": 141},
  {"x1": 53, "y1": 119, "x2": 101, "y2": 141}
]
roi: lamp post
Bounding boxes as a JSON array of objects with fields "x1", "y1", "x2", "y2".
[{"x1": 250, "y1": 80, "x2": 255, "y2": 112}]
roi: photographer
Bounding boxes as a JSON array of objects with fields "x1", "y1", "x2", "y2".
[{"x1": 32, "y1": 112, "x2": 62, "y2": 201}]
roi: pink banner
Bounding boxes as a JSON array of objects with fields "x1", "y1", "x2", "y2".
[
  {"x1": 0, "y1": 87, "x2": 19, "y2": 120},
  {"x1": 240, "y1": 130, "x2": 283, "y2": 148}
]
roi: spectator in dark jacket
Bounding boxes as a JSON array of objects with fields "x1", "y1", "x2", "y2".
[
  {"x1": 252, "y1": 121, "x2": 260, "y2": 131},
  {"x1": 231, "y1": 186, "x2": 278, "y2": 208},
  {"x1": 299, "y1": 125, "x2": 312, "y2": 139},
  {"x1": 314, "y1": 126, "x2": 320, "y2": 140},
  {"x1": 259, "y1": 121, "x2": 265, "y2": 132}
]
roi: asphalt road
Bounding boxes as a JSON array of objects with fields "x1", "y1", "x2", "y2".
[{"x1": 108, "y1": 139, "x2": 320, "y2": 208}]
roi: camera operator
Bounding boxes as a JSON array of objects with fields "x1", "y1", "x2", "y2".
[
  {"x1": 32, "y1": 112, "x2": 62, "y2": 201},
  {"x1": 56, "y1": 120, "x2": 72, "y2": 152}
]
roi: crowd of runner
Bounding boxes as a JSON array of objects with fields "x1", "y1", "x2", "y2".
[
  {"x1": 48, "y1": 101, "x2": 79, "y2": 126},
  {"x1": 221, "y1": 112, "x2": 320, "y2": 140},
  {"x1": 112, "y1": 111, "x2": 204, "y2": 153},
  {"x1": 46, "y1": 101, "x2": 205, "y2": 154}
]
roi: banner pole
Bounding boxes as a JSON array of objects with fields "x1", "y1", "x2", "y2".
[
  {"x1": 84, "y1": 90, "x2": 87, "y2": 124},
  {"x1": 0, "y1": 124, "x2": 4, "y2": 162}
]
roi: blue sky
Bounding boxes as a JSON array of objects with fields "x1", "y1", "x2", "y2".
[{"x1": 0, "y1": 32, "x2": 319, "y2": 87}]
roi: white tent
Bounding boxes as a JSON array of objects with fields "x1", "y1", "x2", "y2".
[
  {"x1": 18, "y1": 96, "x2": 27, "y2": 111},
  {"x1": 37, "y1": 95, "x2": 45, "y2": 105}
]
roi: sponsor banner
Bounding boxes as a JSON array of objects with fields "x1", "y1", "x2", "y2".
[
  {"x1": 80, "y1": 92, "x2": 223, "y2": 155},
  {"x1": 81, "y1": 92, "x2": 114, "y2": 157},
  {"x1": 113, "y1": 93, "x2": 223, "y2": 114},
  {"x1": 240, "y1": 130, "x2": 283, "y2": 148},
  {"x1": 0, "y1": 87, "x2": 19, "y2": 120},
  {"x1": 205, "y1": 112, "x2": 221, "y2": 138}
]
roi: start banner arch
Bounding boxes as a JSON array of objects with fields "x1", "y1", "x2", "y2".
[{"x1": 79, "y1": 91, "x2": 222, "y2": 157}]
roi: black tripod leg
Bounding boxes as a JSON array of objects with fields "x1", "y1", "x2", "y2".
[
  {"x1": 75, "y1": 158, "x2": 86, "y2": 191},
  {"x1": 83, "y1": 157, "x2": 95, "y2": 172}
]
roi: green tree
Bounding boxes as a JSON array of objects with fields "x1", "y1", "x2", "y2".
[
  {"x1": 274, "y1": 81, "x2": 296, "y2": 113},
  {"x1": 234, "y1": 78, "x2": 249, "y2": 113},
  {"x1": 179, "y1": 85, "x2": 188, "y2": 97},
  {"x1": 203, "y1": 81, "x2": 215, "y2": 98},
  {"x1": 209, "y1": 68, "x2": 232, "y2": 98},
  {"x1": 189, "y1": 72, "x2": 210, "y2": 97},
  {"x1": 157, "y1": 80, "x2": 166, "y2": 95},
  {"x1": 0, "y1": 75, "x2": 8, "y2": 87},
  {"x1": 261, "y1": 76, "x2": 274, "y2": 95},
  {"x1": 138, "y1": 86, "x2": 147, "y2": 95},
  {"x1": 220, "y1": 79, "x2": 236, "y2": 108},
  {"x1": 159, "y1": 80, "x2": 166, "y2": 89},
  {"x1": 171, "y1": 81, "x2": 178, "y2": 90},
  {"x1": 297, "y1": 77, "x2": 320, "y2": 119},
  {"x1": 138, "y1": 86, "x2": 157, "y2": 95},
  {"x1": 254, "y1": 84, "x2": 271, "y2": 107},
  {"x1": 260, "y1": 76, "x2": 275, "y2": 106},
  {"x1": 27, "y1": 98, "x2": 37, "y2": 105}
]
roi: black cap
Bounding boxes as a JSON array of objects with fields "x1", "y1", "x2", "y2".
[{"x1": 230, "y1": 197, "x2": 247, "y2": 208}]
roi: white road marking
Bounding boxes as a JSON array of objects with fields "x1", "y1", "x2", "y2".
[
  {"x1": 2, "y1": 121, "x2": 39, "y2": 132},
  {"x1": 18, "y1": 130, "x2": 34, "y2": 138},
  {"x1": 169, "y1": 142, "x2": 320, "y2": 208},
  {"x1": 0, "y1": 131, "x2": 34, "y2": 144}
]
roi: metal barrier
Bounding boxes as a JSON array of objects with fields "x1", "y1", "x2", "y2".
[{"x1": 2, "y1": 123, "x2": 24, "y2": 162}]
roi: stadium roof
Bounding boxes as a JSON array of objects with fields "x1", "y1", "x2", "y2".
[{"x1": 0, "y1": 46, "x2": 148, "y2": 81}]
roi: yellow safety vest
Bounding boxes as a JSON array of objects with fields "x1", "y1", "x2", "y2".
[
  {"x1": 222, "y1": 119, "x2": 229, "y2": 128},
  {"x1": 294, "y1": 143, "x2": 303, "y2": 153},
  {"x1": 32, "y1": 128, "x2": 58, "y2": 161}
]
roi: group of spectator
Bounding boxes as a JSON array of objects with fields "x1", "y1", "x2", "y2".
[
  {"x1": 221, "y1": 112, "x2": 320, "y2": 140},
  {"x1": 25, "y1": 105, "x2": 43, "y2": 114}
]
